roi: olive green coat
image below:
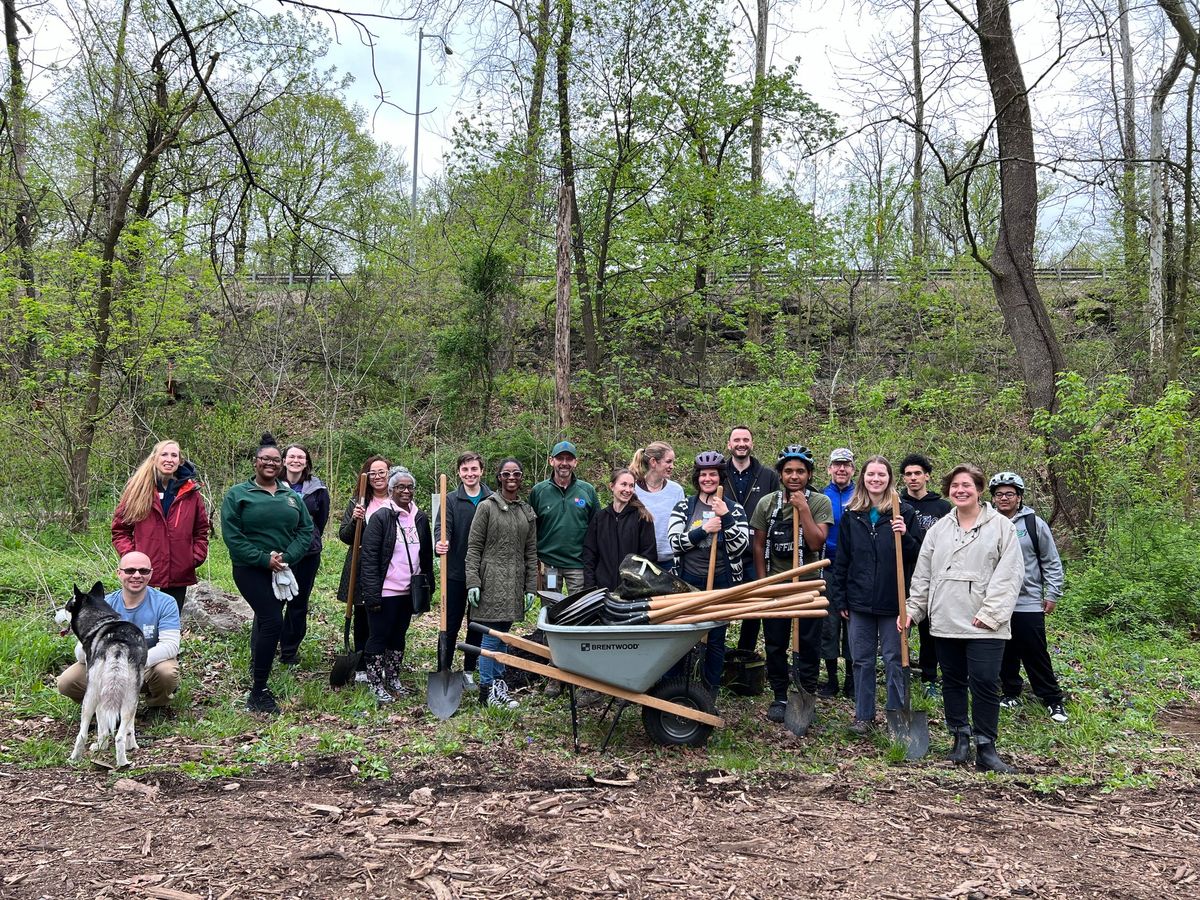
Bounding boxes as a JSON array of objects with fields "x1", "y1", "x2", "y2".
[{"x1": 464, "y1": 493, "x2": 538, "y2": 622}]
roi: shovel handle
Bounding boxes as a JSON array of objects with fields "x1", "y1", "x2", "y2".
[
  {"x1": 467, "y1": 622, "x2": 552, "y2": 660},
  {"x1": 892, "y1": 494, "x2": 909, "y2": 668},
  {"x1": 439, "y1": 475, "x2": 448, "y2": 629},
  {"x1": 344, "y1": 473, "x2": 369, "y2": 620}
]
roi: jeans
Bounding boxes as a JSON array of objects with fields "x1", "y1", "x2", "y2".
[
  {"x1": 279, "y1": 552, "x2": 320, "y2": 660},
  {"x1": 1000, "y1": 611, "x2": 1064, "y2": 705},
  {"x1": 233, "y1": 565, "x2": 283, "y2": 691},
  {"x1": 445, "y1": 579, "x2": 479, "y2": 672},
  {"x1": 937, "y1": 636, "x2": 1005, "y2": 744},
  {"x1": 677, "y1": 569, "x2": 730, "y2": 689},
  {"x1": 847, "y1": 610, "x2": 906, "y2": 722},
  {"x1": 365, "y1": 597, "x2": 413, "y2": 656},
  {"x1": 819, "y1": 606, "x2": 851, "y2": 661},
  {"x1": 477, "y1": 619, "x2": 513, "y2": 685}
]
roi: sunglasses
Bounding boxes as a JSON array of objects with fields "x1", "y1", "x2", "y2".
[
  {"x1": 121, "y1": 567, "x2": 152, "y2": 575},
  {"x1": 498, "y1": 471, "x2": 524, "y2": 479}
]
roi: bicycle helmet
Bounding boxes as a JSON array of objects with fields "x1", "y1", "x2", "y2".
[
  {"x1": 693, "y1": 450, "x2": 727, "y2": 471},
  {"x1": 988, "y1": 471, "x2": 1025, "y2": 494},
  {"x1": 776, "y1": 444, "x2": 814, "y2": 472}
]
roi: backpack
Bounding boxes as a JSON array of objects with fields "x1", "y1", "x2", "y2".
[{"x1": 1021, "y1": 511, "x2": 1044, "y2": 581}]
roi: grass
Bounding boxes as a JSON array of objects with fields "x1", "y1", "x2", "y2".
[{"x1": 1, "y1": 521, "x2": 1199, "y2": 791}]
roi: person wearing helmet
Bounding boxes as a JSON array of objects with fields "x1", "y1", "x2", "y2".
[
  {"x1": 820, "y1": 447, "x2": 857, "y2": 698},
  {"x1": 749, "y1": 445, "x2": 834, "y2": 723},
  {"x1": 723, "y1": 427, "x2": 780, "y2": 656},
  {"x1": 900, "y1": 453, "x2": 953, "y2": 697},
  {"x1": 668, "y1": 450, "x2": 750, "y2": 694},
  {"x1": 988, "y1": 472, "x2": 1068, "y2": 724}
]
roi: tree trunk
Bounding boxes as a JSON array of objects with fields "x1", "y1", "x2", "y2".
[
  {"x1": 554, "y1": 183, "x2": 572, "y2": 432},
  {"x1": 911, "y1": 0, "x2": 926, "y2": 260},
  {"x1": 973, "y1": 0, "x2": 1086, "y2": 533},
  {"x1": 1118, "y1": 0, "x2": 1140, "y2": 315},
  {"x1": 745, "y1": 0, "x2": 768, "y2": 345},
  {"x1": 1148, "y1": 39, "x2": 1187, "y2": 370},
  {"x1": 1167, "y1": 61, "x2": 1196, "y2": 381}
]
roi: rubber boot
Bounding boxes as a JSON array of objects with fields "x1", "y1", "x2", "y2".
[
  {"x1": 842, "y1": 670, "x2": 855, "y2": 699},
  {"x1": 478, "y1": 683, "x2": 490, "y2": 706},
  {"x1": 383, "y1": 650, "x2": 408, "y2": 695},
  {"x1": 948, "y1": 727, "x2": 973, "y2": 766},
  {"x1": 818, "y1": 659, "x2": 839, "y2": 697},
  {"x1": 365, "y1": 655, "x2": 394, "y2": 705},
  {"x1": 975, "y1": 740, "x2": 1016, "y2": 774}
]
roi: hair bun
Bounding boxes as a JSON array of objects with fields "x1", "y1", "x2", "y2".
[{"x1": 259, "y1": 432, "x2": 278, "y2": 447}]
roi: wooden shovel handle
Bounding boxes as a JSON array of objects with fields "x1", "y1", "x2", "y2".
[
  {"x1": 704, "y1": 486, "x2": 724, "y2": 592},
  {"x1": 673, "y1": 608, "x2": 828, "y2": 625},
  {"x1": 439, "y1": 474, "x2": 448, "y2": 632},
  {"x1": 656, "y1": 559, "x2": 831, "y2": 612},
  {"x1": 649, "y1": 580, "x2": 825, "y2": 606},
  {"x1": 792, "y1": 507, "x2": 800, "y2": 654},
  {"x1": 892, "y1": 494, "x2": 909, "y2": 668},
  {"x1": 660, "y1": 593, "x2": 826, "y2": 622},
  {"x1": 344, "y1": 473, "x2": 368, "y2": 619}
]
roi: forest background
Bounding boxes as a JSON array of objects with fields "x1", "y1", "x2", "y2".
[{"x1": 0, "y1": 0, "x2": 1199, "y2": 640}]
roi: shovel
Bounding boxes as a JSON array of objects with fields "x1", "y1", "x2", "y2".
[
  {"x1": 785, "y1": 507, "x2": 816, "y2": 736},
  {"x1": 427, "y1": 474, "x2": 463, "y2": 719},
  {"x1": 330, "y1": 473, "x2": 368, "y2": 687},
  {"x1": 884, "y1": 495, "x2": 930, "y2": 760}
]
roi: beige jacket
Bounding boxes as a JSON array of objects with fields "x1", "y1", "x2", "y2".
[{"x1": 907, "y1": 503, "x2": 1023, "y2": 639}]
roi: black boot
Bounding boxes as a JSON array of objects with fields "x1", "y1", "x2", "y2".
[
  {"x1": 817, "y1": 659, "x2": 839, "y2": 697},
  {"x1": 975, "y1": 741, "x2": 1016, "y2": 774},
  {"x1": 479, "y1": 683, "x2": 490, "y2": 706},
  {"x1": 948, "y1": 727, "x2": 972, "y2": 766},
  {"x1": 842, "y1": 670, "x2": 855, "y2": 698}
]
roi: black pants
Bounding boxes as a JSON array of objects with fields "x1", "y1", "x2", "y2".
[
  {"x1": 1000, "y1": 611, "x2": 1064, "y2": 705},
  {"x1": 365, "y1": 596, "x2": 413, "y2": 656},
  {"x1": 936, "y1": 636, "x2": 1005, "y2": 744},
  {"x1": 233, "y1": 565, "x2": 284, "y2": 690},
  {"x1": 352, "y1": 605, "x2": 370, "y2": 670},
  {"x1": 764, "y1": 616, "x2": 823, "y2": 700},
  {"x1": 157, "y1": 585, "x2": 187, "y2": 615},
  {"x1": 917, "y1": 617, "x2": 939, "y2": 684},
  {"x1": 279, "y1": 552, "x2": 321, "y2": 661},
  {"x1": 445, "y1": 579, "x2": 479, "y2": 672}
]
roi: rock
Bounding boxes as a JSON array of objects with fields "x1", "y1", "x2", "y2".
[{"x1": 183, "y1": 581, "x2": 253, "y2": 633}]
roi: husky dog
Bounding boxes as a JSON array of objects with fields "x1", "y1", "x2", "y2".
[{"x1": 56, "y1": 582, "x2": 148, "y2": 767}]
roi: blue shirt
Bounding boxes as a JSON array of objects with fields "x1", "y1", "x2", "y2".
[
  {"x1": 103, "y1": 587, "x2": 180, "y2": 650},
  {"x1": 822, "y1": 482, "x2": 856, "y2": 561}
]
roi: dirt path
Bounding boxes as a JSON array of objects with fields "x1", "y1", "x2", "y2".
[{"x1": 4, "y1": 753, "x2": 1198, "y2": 900}]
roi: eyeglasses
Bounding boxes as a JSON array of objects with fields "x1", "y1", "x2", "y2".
[
  {"x1": 369, "y1": 471, "x2": 388, "y2": 478},
  {"x1": 393, "y1": 484, "x2": 415, "y2": 492},
  {"x1": 992, "y1": 491, "x2": 1019, "y2": 499},
  {"x1": 120, "y1": 567, "x2": 152, "y2": 575},
  {"x1": 498, "y1": 471, "x2": 524, "y2": 479},
  {"x1": 256, "y1": 456, "x2": 282, "y2": 464}
]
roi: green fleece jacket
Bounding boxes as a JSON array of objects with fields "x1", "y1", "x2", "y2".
[
  {"x1": 221, "y1": 479, "x2": 315, "y2": 568},
  {"x1": 529, "y1": 476, "x2": 598, "y2": 568}
]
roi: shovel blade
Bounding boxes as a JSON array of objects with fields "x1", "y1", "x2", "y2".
[
  {"x1": 784, "y1": 682, "x2": 816, "y2": 736},
  {"x1": 330, "y1": 651, "x2": 361, "y2": 687},
  {"x1": 426, "y1": 669, "x2": 464, "y2": 720},
  {"x1": 885, "y1": 708, "x2": 931, "y2": 760}
]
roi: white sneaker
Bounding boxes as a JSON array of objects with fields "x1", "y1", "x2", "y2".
[
  {"x1": 461, "y1": 672, "x2": 475, "y2": 687},
  {"x1": 354, "y1": 671, "x2": 368, "y2": 684},
  {"x1": 1047, "y1": 703, "x2": 1069, "y2": 724},
  {"x1": 487, "y1": 679, "x2": 519, "y2": 709}
]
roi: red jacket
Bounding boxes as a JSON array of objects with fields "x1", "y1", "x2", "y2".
[{"x1": 111, "y1": 479, "x2": 210, "y2": 588}]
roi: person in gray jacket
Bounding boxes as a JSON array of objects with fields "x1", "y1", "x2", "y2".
[
  {"x1": 464, "y1": 457, "x2": 538, "y2": 708},
  {"x1": 988, "y1": 472, "x2": 1068, "y2": 724}
]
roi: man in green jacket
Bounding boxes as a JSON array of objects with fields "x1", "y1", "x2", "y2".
[{"x1": 529, "y1": 441, "x2": 599, "y2": 595}]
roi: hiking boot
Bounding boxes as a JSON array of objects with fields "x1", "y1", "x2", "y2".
[
  {"x1": 1047, "y1": 703, "x2": 1068, "y2": 724},
  {"x1": 278, "y1": 654, "x2": 299, "y2": 666},
  {"x1": 767, "y1": 699, "x2": 787, "y2": 723},
  {"x1": 975, "y1": 741, "x2": 1016, "y2": 774},
  {"x1": 999, "y1": 696, "x2": 1020, "y2": 710},
  {"x1": 848, "y1": 718, "x2": 876, "y2": 736},
  {"x1": 948, "y1": 727, "x2": 972, "y2": 766},
  {"x1": 487, "y1": 679, "x2": 519, "y2": 709},
  {"x1": 247, "y1": 687, "x2": 279, "y2": 715}
]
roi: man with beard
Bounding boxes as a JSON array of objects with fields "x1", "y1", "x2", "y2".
[
  {"x1": 819, "y1": 448, "x2": 856, "y2": 697},
  {"x1": 749, "y1": 446, "x2": 833, "y2": 724},
  {"x1": 530, "y1": 441, "x2": 599, "y2": 596},
  {"x1": 724, "y1": 426, "x2": 780, "y2": 655},
  {"x1": 900, "y1": 453, "x2": 953, "y2": 695}
]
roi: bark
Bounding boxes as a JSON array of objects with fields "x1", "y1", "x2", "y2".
[
  {"x1": 1118, "y1": 0, "x2": 1138, "y2": 298},
  {"x1": 1148, "y1": 38, "x2": 1187, "y2": 369},
  {"x1": 911, "y1": 0, "x2": 926, "y2": 260},
  {"x1": 554, "y1": 183, "x2": 572, "y2": 432},
  {"x1": 745, "y1": 0, "x2": 768, "y2": 345},
  {"x1": 973, "y1": 0, "x2": 1086, "y2": 533},
  {"x1": 555, "y1": 0, "x2": 597, "y2": 369},
  {"x1": 1167, "y1": 62, "x2": 1196, "y2": 381}
]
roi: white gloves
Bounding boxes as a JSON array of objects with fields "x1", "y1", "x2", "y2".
[{"x1": 272, "y1": 566, "x2": 299, "y2": 601}]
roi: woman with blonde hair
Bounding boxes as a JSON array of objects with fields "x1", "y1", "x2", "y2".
[
  {"x1": 631, "y1": 442, "x2": 684, "y2": 567},
  {"x1": 112, "y1": 439, "x2": 210, "y2": 612},
  {"x1": 827, "y1": 455, "x2": 923, "y2": 734}
]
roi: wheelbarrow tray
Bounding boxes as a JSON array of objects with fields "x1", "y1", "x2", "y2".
[{"x1": 537, "y1": 609, "x2": 715, "y2": 693}]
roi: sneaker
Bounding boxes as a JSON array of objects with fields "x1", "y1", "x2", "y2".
[
  {"x1": 487, "y1": 679, "x2": 519, "y2": 709},
  {"x1": 923, "y1": 682, "x2": 941, "y2": 699},
  {"x1": 1047, "y1": 703, "x2": 1068, "y2": 724},
  {"x1": 848, "y1": 718, "x2": 875, "y2": 736},
  {"x1": 817, "y1": 681, "x2": 838, "y2": 698},
  {"x1": 462, "y1": 672, "x2": 475, "y2": 687},
  {"x1": 246, "y1": 687, "x2": 279, "y2": 715},
  {"x1": 354, "y1": 671, "x2": 368, "y2": 684},
  {"x1": 767, "y1": 699, "x2": 787, "y2": 723},
  {"x1": 999, "y1": 696, "x2": 1020, "y2": 710}
]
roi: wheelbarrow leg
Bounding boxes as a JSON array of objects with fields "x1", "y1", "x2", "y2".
[
  {"x1": 600, "y1": 701, "x2": 631, "y2": 753},
  {"x1": 568, "y1": 683, "x2": 580, "y2": 754}
]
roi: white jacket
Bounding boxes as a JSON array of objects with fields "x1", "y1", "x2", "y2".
[{"x1": 907, "y1": 503, "x2": 1024, "y2": 639}]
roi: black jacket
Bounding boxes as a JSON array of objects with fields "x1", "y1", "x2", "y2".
[
  {"x1": 581, "y1": 504, "x2": 658, "y2": 591},
  {"x1": 358, "y1": 505, "x2": 434, "y2": 609},
  {"x1": 900, "y1": 490, "x2": 953, "y2": 534},
  {"x1": 722, "y1": 457, "x2": 779, "y2": 539},
  {"x1": 336, "y1": 496, "x2": 365, "y2": 605},
  {"x1": 433, "y1": 483, "x2": 493, "y2": 582},
  {"x1": 827, "y1": 502, "x2": 924, "y2": 616}
]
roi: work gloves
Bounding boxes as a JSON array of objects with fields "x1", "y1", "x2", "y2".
[
  {"x1": 524, "y1": 592, "x2": 537, "y2": 614},
  {"x1": 272, "y1": 566, "x2": 299, "y2": 601},
  {"x1": 467, "y1": 587, "x2": 480, "y2": 608}
]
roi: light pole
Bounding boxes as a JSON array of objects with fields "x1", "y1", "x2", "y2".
[{"x1": 411, "y1": 26, "x2": 451, "y2": 264}]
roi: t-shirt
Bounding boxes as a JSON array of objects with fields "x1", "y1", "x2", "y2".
[
  {"x1": 103, "y1": 586, "x2": 180, "y2": 650},
  {"x1": 749, "y1": 489, "x2": 835, "y2": 574},
  {"x1": 634, "y1": 480, "x2": 686, "y2": 562}
]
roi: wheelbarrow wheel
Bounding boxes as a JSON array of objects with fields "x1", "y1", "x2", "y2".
[{"x1": 641, "y1": 677, "x2": 716, "y2": 747}]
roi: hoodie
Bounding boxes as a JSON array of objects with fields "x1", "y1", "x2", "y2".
[
  {"x1": 900, "y1": 489, "x2": 953, "y2": 533},
  {"x1": 1007, "y1": 505, "x2": 1064, "y2": 613}
]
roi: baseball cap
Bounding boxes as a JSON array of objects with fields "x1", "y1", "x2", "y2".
[
  {"x1": 828, "y1": 448, "x2": 854, "y2": 464},
  {"x1": 550, "y1": 440, "x2": 578, "y2": 458}
]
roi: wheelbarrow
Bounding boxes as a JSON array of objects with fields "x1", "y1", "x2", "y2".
[{"x1": 461, "y1": 610, "x2": 723, "y2": 750}]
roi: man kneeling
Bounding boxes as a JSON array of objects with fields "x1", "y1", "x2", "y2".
[{"x1": 58, "y1": 552, "x2": 181, "y2": 709}]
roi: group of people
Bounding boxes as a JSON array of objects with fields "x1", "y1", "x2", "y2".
[{"x1": 55, "y1": 428, "x2": 1069, "y2": 773}]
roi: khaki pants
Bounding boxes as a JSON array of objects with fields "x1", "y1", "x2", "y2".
[{"x1": 57, "y1": 659, "x2": 180, "y2": 708}]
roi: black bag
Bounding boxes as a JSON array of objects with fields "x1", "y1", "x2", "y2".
[
  {"x1": 722, "y1": 648, "x2": 766, "y2": 696},
  {"x1": 401, "y1": 524, "x2": 431, "y2": 615},
  {"x1": 617, "y1": 554, "x2": 693, "y2": 599}
]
